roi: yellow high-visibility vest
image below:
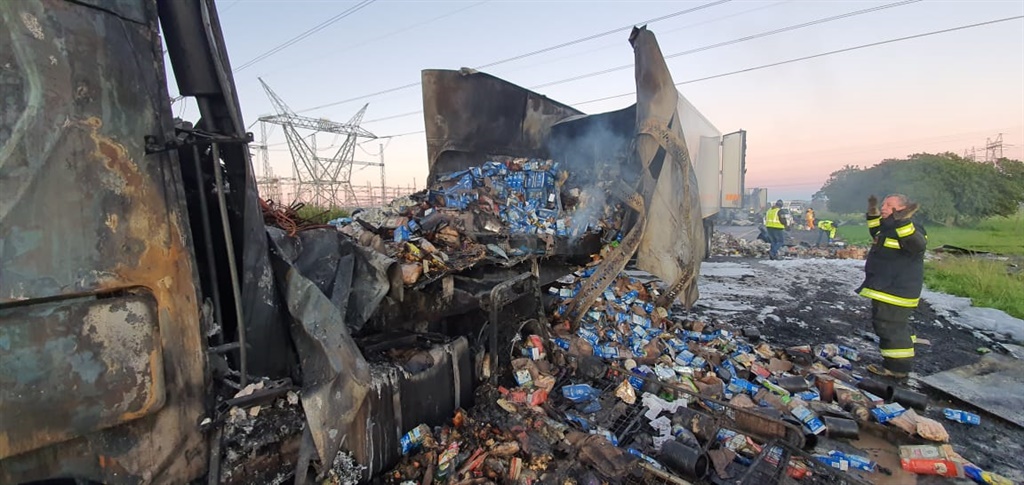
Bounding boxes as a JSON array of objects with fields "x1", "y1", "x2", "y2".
[{"x1": 765, "y1": 207, "x2": 784, "y2": 229}]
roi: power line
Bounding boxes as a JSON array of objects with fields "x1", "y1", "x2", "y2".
[
  {"x1": 265, "y1": 1, "x2": 489, "y2": 76},
  {"x1": 532, "y1": 0, "x2": 922, "y2": 90},
  {"x1": 495, "y1": 1, "x2": 792, "y2": 78},
  {"x1": 474, "y1": 0, "x2": 731, "y2": 70},
  {"x1": 378, "y1": 130, "x2": 425, "y2": 139},
  {"x1": 296, "y1": 0, "x2": 731, "y2": 113},
  {"x1": 359, "y1": 0, "x2": 924, "y2": 125},
  {"x1": 221, "y1": 0, "x2": 242, "y2": 14},
  {"x1": 569, "y1": 15, "x2": 1024, "y2": 108},
  {"x1": 234, "y1": 0, "x2": 376, "y2": 72}
]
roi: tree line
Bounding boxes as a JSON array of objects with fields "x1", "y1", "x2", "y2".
[{"x1": 815, "y1": 153, "x2": 1024, "y2": 226}]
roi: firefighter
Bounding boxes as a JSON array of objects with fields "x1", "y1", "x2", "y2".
[
  {"x1": 816, "y1": 219, "x2": 836, "y2": 246},
  {"x1": 857, "y1": 194, "x2": 927, "y2": 379},
  {"x1": 764, "y1": 200, "x2": 787, "y2": 260},
  {"x1": 805, "y1": 208, "x2": 816, "y2": 230}
]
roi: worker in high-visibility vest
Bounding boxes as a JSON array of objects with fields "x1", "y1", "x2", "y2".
[
  {"x1": 816, "y1": 219, "x2": 836, "y2": 246},
  {"x1": 857, "y1": 194, "x2": 927, "y2": 379},
  {"x1": 764, "y1": 200, "x2": 788, "y2": 260}
]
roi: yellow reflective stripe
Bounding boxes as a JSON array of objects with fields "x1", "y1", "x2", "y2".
[
  {"x1": 859, "y1": 288, "x2": 920, "y2": 308},
  {"x1": 867, "y1": 218, "x2": 881, "y2": 228},
  {"x1": 883, "y1": 238, "x2": 901, "y2": 249},
  {"x1": 911, "y1": 335, "x2": 917, "y2": 344},
  {"x1": 880, "y1": 348, "x2": 915, "y2": 359},
  {"x1": 896, "y1": 223, "x2": 915, "y2": 237}
]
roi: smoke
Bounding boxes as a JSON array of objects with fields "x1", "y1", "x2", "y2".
[
  {"x1": 544, "y1": 106, "x2": 640, "y2": 242},
  {"x1": 568, "y1": 185, "x2": 608, "y2": 243}
]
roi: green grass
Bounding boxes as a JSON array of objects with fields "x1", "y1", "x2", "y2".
[
  {"x1": 924, "y1": 257, "x2": 1024, "y2": 319},
  {"x1": 835, "y1": 211, "x2": 1024, "y2": 255},
  {"x1": 296, "y1": 205, "x2": 350, "y2": 223}
]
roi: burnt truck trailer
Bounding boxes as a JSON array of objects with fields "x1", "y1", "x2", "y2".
[{"x1": 1, "y1": 1, "x2": 744, "y2": 483}]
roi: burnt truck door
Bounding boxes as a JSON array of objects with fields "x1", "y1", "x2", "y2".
[
  {"x1": 721, "y1": 130, "x2": 747, "y2": 212},
  {"x1": 0, "y1": 1, "x2": 207, "y2": 483}
]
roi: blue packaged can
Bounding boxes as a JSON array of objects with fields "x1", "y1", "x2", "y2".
[
  {"x1": 630, "y1": 338, "x2": 647, "y2": 358},
  {"x1": 628, "y1": 368, "x2": 648, "y2": 391},
  {"x1": 838, "y1": 345, "x2": 860, "y2": 361},
  {"x1": 594, "y1": 345, "x2": 619, "y2": 359},
  {"x1": 690, "y1": 356, "x2": 707, "y2": 369},
  {"x1": 794, "y1": 388, "x2": 819, "y2": 399},
  {"x1": 796, "y1": 389, "x2": 821, "y2": 401},
  {"x1": 622, "y1": 290, "x2": 639, "y2": 305},
  {"x1": 828, "y1": 450, "x2": 875, "y2": 472},
  {"x1": 722, "y1": 359, "x2": 738, "y2": 376},
  {"x1": 393, "y1": 225, "x2": 410, "y2": 242},
  {"x1": 400, "y1": 424, "x2": 431, "y2": 455},
  {"x1": 943, "y1": 408, "x2": 981, "y2": 425},
  {"x1": 562, "y1": 384, "x2": 600, "y2": 402},
  {"x1": 553, "y1": 338, "x2": 571, "y2": 350},
  {"x1": 632, "y1": 314, "x2": 651, "y2": 328},
  {"x1": 814, "y1": 454, "x2": 849, "y2": 471},
  {"x1": 681, "y1": 330, "x2": 702, "y2": 342},
  {"x1": 675, "y1": 349, "x2": 695, "y2": 365},
  {"x1": 870, "y1": 403, "x2": 906, "y2": 423},
  {"x1": 565, "y1": 412, "x2": 592, "y2": 431},
  {"x1": 577, "y1": 328, "x2": 600, "y2": 346},
  {"x1": 731, "y1": 378, "x2": 760, "y2": 395},
  {"x1": 667, "y1": 338, "x2": 686, "y2": 352},
  {"x1": 791, "y1": 406, "x2": 826, "y2": 435},
  {"x1": 643, "y1": 302, "x2": 655, "y2": 314}
]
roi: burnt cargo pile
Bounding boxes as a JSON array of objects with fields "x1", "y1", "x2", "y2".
[
  {"x1": 380, "y1": 250, "x2": 1013, "y2": 484},
  {"x1": 338, "y1": 156, "x2": 626, "y2": 288}
]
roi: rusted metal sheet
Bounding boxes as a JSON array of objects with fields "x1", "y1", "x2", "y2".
[
  {"x1": 0, "y1": 294, "x2": 165, "y2": 459},
  {"x1": 0, "y1": 1, "x2": 206, "y2": 483},
  {"x1": 421, "y1": 69, "x2": 583, "y2": 183}
]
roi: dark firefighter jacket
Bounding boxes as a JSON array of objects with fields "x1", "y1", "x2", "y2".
[{"x1": 857, "y1": 213, "x2": 927, "y2": 307}]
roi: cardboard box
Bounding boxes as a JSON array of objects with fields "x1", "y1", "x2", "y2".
[{"x1": 899, "y1": 444, "x2": 966, "y2": 478}]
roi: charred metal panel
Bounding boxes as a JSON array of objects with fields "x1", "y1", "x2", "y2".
[
  {"x1": 421, "y1": 69, "x2": 583, "y2": 183},
  {"x1": 344, "y1": 337, "x2": 474, "y2": 480},
  {"x1": 0, "y1": 0, "x2": 206, "y2": 483},
  {"x1": 0, "y1": 294, "x2": 164, "y2": 459},
  {"x1": 630, "y1": 26, "x2": 704, "y2": 308}
]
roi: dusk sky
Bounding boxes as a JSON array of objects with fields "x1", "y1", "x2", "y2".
[{"x1": 166, "y1": 0, "x2": 1024, "y2": 201}]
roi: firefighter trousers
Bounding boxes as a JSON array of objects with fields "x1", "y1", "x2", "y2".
[{"x1": 871, "y1": 300, "x2": 915, "y2": 373}]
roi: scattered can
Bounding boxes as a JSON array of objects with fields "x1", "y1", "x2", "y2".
[
  {"x1": 943, "y1": 408, "x2": 981, "y2": 425},
  {"x1": 871, "y1": 403, "x2": 906, "y2": 423}
]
